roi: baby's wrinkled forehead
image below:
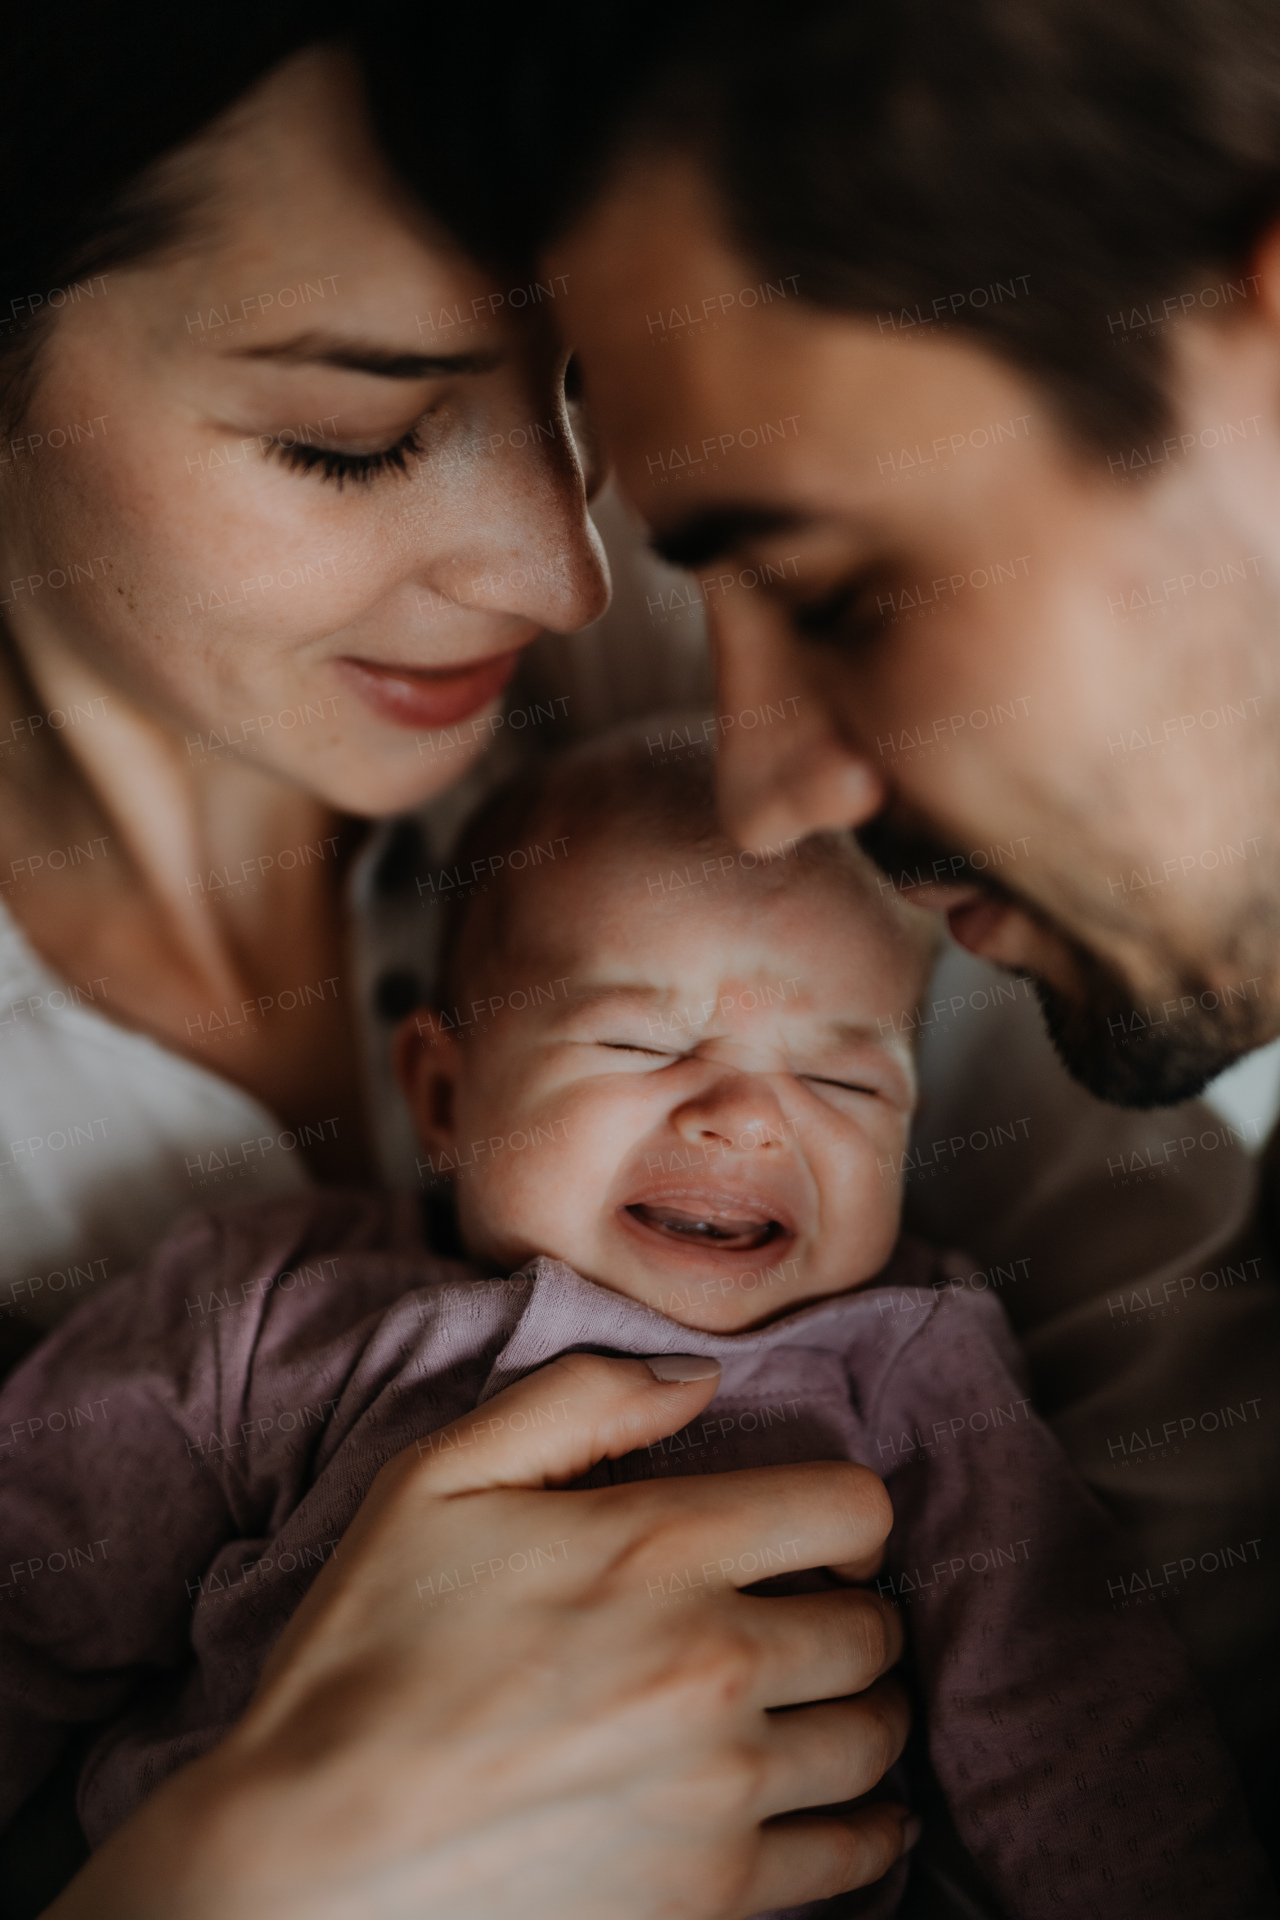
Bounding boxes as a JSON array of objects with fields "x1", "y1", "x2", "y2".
[
  {"x1": 575, "y1": 817, "x2": 934, "y2": 971},
  {"x1": 437, "y1": 723, "x2": 939, "y2": 1014}
]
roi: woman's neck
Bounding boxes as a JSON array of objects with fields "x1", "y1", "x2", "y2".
[
  {"x1": 1, "y1": 621, "x2": 354, "y2": 1005},
  {"x1": 0, "y1": 621, "x2": 377, "y2": 1179}
]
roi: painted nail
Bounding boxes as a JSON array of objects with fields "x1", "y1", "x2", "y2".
[
  {"x1": 644, "y1": 1354, "x2": 722, "y2": 1382},
  {"x1": 900, "y1": 1814, "x2": 923, "y2": 1854}
]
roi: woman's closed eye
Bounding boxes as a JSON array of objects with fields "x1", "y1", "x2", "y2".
[{"x1": 269, "y1": 422, "x2": 424, "y2": 488}]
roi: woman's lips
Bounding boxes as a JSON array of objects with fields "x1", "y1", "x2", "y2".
[{"x1": 335, "y1": 650, "x2": 522, "y2": 730}]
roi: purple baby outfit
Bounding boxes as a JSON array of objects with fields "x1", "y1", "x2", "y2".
[{"x1": 0, "y1": 1191, "x2": 1271, "y2": 1917}]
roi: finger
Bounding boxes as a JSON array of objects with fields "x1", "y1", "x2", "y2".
[
  {"x1": 248, "y1": 1354, "x2": 717, "y2": 1707},
  {"x1": 828, "y1": 1544, "x2": 889, "y2": 1583},
  {"x1": 615, "y1": 1458, "x2": 894, "y2": 1587},
  {"x1": 742, "y1": 1802, "x2": 917, "y2": 1917},
  {"x1": 756, "y1": 1678, "x2": 911, "y2": 1817},
  {"x1": 740, "y1": 1587, "x2": 905, "y2": 1711},
  {"x1": 415, "y1": 1351, "x2": 723, "y2": 1494}
]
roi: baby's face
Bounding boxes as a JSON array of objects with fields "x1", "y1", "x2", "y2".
[{"x1": 404, "y1": 835, "x2": 925, "y2": 1332}]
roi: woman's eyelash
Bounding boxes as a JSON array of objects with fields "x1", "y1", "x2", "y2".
[{"x1": 269, "y1": 424, "x2": 424, "y2": 488}]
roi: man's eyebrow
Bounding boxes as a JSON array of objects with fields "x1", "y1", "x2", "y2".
[
  {"x1": 649, "y1": 505, "x2": 806, "y2": 569},
  {"x1": 227, "y1": 332, "x2": 501, "y2": 380}
]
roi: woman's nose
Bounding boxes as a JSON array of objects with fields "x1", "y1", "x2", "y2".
[
  {"x1": 670, "y1": 1072, "x2": 793, "y2": 1153},
  {"x1": 435, "y1": 339, "x2": 611, "y2": 634},
  {"x1": 456, "y1": 428, "x2": 612, "y2": 635}
]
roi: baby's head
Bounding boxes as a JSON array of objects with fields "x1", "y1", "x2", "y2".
[{"x1": 396, "y1": 724, "x2": 938, "y2": 1332}]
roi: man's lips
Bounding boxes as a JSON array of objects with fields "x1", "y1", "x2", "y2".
[
  {"x1": 334, "y1": 650, "x2": 522, "y2": 730},
  {"x1": 894, "y1": 881, "x2": 1013, "y2": 958},
  {"x1": 943, "y1": 895, "x2": 1013, "y2": 955}
]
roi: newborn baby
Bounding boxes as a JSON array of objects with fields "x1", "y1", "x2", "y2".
[{"x1": 0, "y1": 727, "x2": 1270, "y2": 1919}]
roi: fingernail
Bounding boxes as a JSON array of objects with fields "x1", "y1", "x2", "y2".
[
  {"x1": 900, "y1": 1814, "x2": 923, "y2": 1854},
  {"x1": 644, "y1": 1354, "x2": 722, "y2": 1382}
]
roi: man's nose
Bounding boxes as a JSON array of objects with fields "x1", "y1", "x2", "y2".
[
  {"x1": 670, "y1": 1071, "x2": 793, "y2": 1153},
  {"x1": 709, "y1": 598, "x2": 885, "y2": 851}
]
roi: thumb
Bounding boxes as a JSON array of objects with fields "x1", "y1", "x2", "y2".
[{"x1": 417, "y1": 1351, "x2": 723, "y2": 1495}]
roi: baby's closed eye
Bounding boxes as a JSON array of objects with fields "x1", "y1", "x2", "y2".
[
  {"x1": 801, "y1": 1073, "x2": 882, "y2": 1098},
  {"x1": 596, "y1": 1039, "x2": 686, "y2": 1061}
]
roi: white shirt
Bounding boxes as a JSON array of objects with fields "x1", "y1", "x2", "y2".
[{"x1": 0, "y1": 893, "x2": 310, "y2": 1328}]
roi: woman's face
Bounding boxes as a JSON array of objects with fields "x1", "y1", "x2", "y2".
[{"x1": 0, "y1": 48, "x2": 610, "y2": 814}]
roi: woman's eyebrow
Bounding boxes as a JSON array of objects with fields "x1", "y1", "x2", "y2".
[{"x1": 226, "y1": 332, "x2": 501, "y2": 380}]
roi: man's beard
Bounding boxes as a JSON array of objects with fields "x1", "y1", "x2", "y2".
[
  {"x1": 1029, "y1": 955, "x2": 1259, "y2": 1109},
  {"x1": 856, "y1": 812, "x2": 1270, "y2": 1109}
]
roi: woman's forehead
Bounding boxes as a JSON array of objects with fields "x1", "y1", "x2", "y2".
[{"x1": 114, "y1": 47, "x2": 506, "y2": 336}]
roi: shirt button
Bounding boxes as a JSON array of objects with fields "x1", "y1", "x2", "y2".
[{"x1": 372, "y1": 821, "x2": 426, "y2": 897}]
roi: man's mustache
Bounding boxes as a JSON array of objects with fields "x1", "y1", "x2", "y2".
[{"x1": 855, "y1": 810, "x2": 1016, "y2": 902}]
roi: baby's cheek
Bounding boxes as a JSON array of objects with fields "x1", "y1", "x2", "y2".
[
  {"x1": 482, "y1": 1139, "x2": 594, "y2": 1263},
  {"x1": 832, "y1": 1131, "x2": 905, "y2": 1265}
]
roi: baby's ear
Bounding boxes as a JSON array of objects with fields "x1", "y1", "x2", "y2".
[{"x1": 393, "y1": 1008, "x2": 463, "y2": 1154}]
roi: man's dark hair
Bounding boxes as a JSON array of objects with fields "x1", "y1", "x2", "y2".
[{"x1": 425, "y1": 0, "x2": 1280, "y2": 451}]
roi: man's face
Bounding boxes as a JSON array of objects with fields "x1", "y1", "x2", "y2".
[{"x1": 552, "y1": 160, "x2": 1280, "y2": 1104}]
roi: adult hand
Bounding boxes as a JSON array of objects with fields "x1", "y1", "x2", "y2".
[{"x1": 46, "y1": 1354, "x2": 911, "y2": 1920}]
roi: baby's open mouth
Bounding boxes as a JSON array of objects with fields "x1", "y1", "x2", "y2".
[{"x1": 624, "y1": 1202, "x2": 785, "y2": 1254}]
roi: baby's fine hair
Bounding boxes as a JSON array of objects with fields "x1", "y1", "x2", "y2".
[{"x1": 434, "y1": 714, "x2": 939, "y2": 1009}]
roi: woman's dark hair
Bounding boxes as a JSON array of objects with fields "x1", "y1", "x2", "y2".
[
  {"x1": 0, "y1": 2, "x2": 521, "y2": 432},
  {"x1": 0, "y1": 8, "x2": 309, "y2": 423},
  {"x1": 430, "y1": 0, "x2": 1280, "y2": 452}
]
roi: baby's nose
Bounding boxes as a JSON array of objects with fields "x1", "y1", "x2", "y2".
[
  {"x1": 694, "y1": 1034, "x2": 781, "y2": 1076},
  {"x1": 669, "y1": 1071, "x2": 793, "y2": 1152}
]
